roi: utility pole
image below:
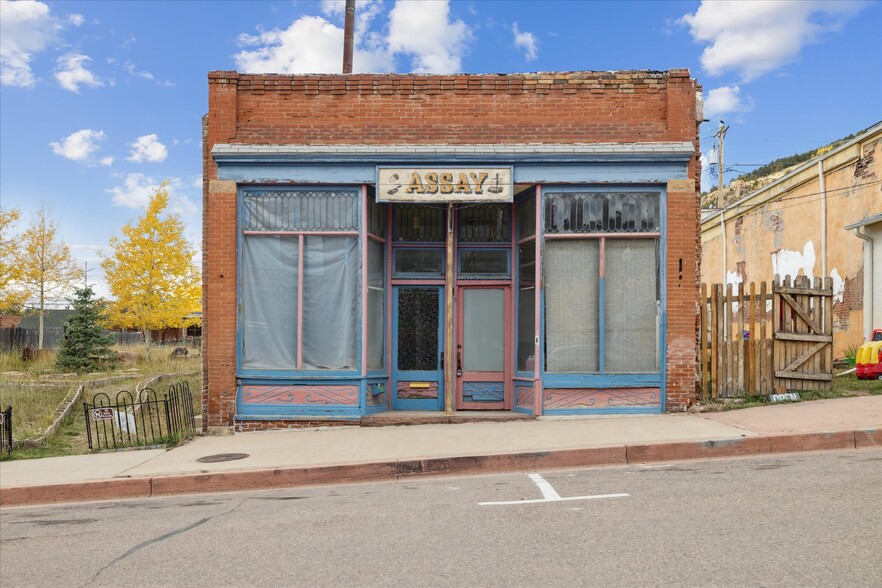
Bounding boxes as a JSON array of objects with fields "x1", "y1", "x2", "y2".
[
  {"x1": 715, "y1": 120, "x2": 729, "y2": 208},
  {"x1": 342, "y1": 0, "x2": 355, "y2": 74}
]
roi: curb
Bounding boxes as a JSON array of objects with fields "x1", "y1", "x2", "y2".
[{"x1": 2, "y1": 428, "x2": 880, "y2": 508}]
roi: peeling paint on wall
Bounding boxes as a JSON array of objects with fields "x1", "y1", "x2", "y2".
[
  {"x1": 762, "y1": 208, "x2": 785, "y2": 249},
  {"x1": 771, "y1": 241, "x2": 816, "y2": 282},
  {"x1": 830, "y1": 268, "x2": 844, "y2": 303}
]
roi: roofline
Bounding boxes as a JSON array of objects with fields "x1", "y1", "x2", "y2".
[
  {"x1": 701, "y1": 120, "x2": 882, "y2": 225},
  {"x1": 211, "y1": 142, "x2": 696, "y2": 165},
  {"x1": 844, "y1": 213, "x2": 882, "y2": 230}
]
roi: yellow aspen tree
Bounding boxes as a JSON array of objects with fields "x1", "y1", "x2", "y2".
[
  {"x1": 17, "y1": 207, "x2": 81, "y2": 348},
  {"x1": 0, "y1": 207, "x2": 29, "y2": 313},
  {"x1": 101, "y1": 182, "x2": 201, "y2": 354}
]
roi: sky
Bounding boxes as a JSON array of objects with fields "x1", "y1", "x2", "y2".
[{"x1": 1, "y1": 0, "x2": 880, "y2": 302}]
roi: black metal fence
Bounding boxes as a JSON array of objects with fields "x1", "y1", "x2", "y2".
[
  {"x1": 0, "y1": 406, "x2": 11, "y2": 454},
  {"x1": 83, "y1": 382, "x2": 195, "y2": 451}
]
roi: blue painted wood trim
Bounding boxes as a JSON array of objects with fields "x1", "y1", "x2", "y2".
[
  {"x1": 512, "y1": 406, "x2": 534, "y2": 415},
  {"x1": 543, "y1": 406, "x2": 661, "y2": 416},
  {"x1": 234, "y1": 412, "x2": 361, "y2": 421},
  {"x1": 235, "y1": 185, "x2": 364, "y2": 381},
  {"x1": 391, "y1": 285, "x2": 445, "y2": 411},
  {"x1": 214, "y1": 152, "x2": 694, "y2": 165},
  {"x1": 538, "y1": 184, "x2": 667, "y2": 409},
  {"x1": 541, "y1": 374, "x2": 662, "y2": 388},
  {"x1": 216, "y1": 162, "x2": 688, "y2": 186}
]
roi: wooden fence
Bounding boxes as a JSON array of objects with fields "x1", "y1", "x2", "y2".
[
  {"x1": 0, "y1": 328, "x2": 144, "y2": 351},
  {"x1": 699, "y1": 275, "x2": 833, "y2": 400}
]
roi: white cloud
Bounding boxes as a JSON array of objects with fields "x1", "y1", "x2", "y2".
[
  {"x1": 388, "y1": 0, "x2": 470, "y2": 73},
  {"x1": 124, "y1": 61, "x2": 154, "y2": 81},
  {"x1": 127, "y1": 134, "x2": 167, "y2": 163},
  {"x1": 0, "y1": 0, "x2": 61, "y2": 87},
  {"x1": 704, "y1": 85, "x2": 754, "y2": 119},
  {"x1": 512, "y1": 22, "x2": 537, "y2": 61},
  {"x1": 123, "y1": 60, "x2": 175, "y2": 86},
  {"x1": 680, "y1": 0, "x2": 866, "y2": 81},
  {"x1": 68, "y1": 13, "x2": 84, "y2": 27},
  {"x1": 108, "y1": 174, "x2": 198, "y2": 216},
  {"x1": 50, "y1": 128, "x2": 105, "y2": 161},
  {"x1": 235, "y1": 12, "x2": 392, "y2": 74},
  {"x1": 100, "y1": 156, "x2": 114, "y2": 166},
  {"x1": 55, "y1": 53, "x2": 103, "y2": 92}
]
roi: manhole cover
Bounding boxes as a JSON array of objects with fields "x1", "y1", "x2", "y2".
[{"x1": 196, "y1": 453, "x2": 250, "y2": 463}]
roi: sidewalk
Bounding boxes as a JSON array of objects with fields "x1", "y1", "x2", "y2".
[{"x1": 1, "y1": 396, "x2": 879, "y2": 507}]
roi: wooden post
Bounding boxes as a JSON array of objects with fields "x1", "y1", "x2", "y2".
[
  {"x1": 737, "y1": 281, "x2": 745, "y2": 395},
  {"x1": 700, "y1": 283, "x2": 708, "y2": 401},
  {"x1": 444, "y1": 202, "x2": 455, "y2": 415},
  {"x1": 725, "y1": 282, "x2": 733, "y2": 397},
  {"x1": 711, "y1": 283, "x2": 721, "y2": 399}
]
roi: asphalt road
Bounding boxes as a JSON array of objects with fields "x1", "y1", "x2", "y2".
[{"x1": 1, "y1": 448, "x2": 880, "y2": 588}]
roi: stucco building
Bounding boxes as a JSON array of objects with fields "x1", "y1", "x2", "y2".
[
  {"x1": 700, "y1": 122, "x2": 882, "y2": 357},
  {"x1": 202, "y1": 69, "x2": 703, "y2": 431}
]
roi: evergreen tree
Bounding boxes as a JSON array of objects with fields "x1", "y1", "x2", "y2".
[{"x1": 55, "y1": 285, "x2": 118, "y2": 373}]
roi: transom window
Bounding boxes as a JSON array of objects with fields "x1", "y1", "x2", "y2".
[{"x1": 544, "y1": 191, "x2": 659, "y2": 234}]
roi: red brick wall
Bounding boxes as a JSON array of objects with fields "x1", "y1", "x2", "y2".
[{"x1": 203, "y1": 70, "x2": 701, "y2": 428}]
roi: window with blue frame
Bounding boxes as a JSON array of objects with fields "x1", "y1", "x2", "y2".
[
  {"x1": 543, "y1": 191, "x2": 661, "y2": 374},
  {"x1": 241, "y1": 189, "x2": 360, "y2": 371}
]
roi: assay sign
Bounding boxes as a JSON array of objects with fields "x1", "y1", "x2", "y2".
[{"x1": 377, "y1": 167, "x2": 512, "y2": 203}]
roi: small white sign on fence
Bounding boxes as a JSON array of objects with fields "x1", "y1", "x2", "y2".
[
  {"x1": 769, "y1": 393, "x2": 800, "y2": 403},
  {"x1": 91, "y1": 408, "x2": 114, "y2": 421}
]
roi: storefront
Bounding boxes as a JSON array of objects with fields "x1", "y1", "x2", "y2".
[{"x1": 203, "y1": 70, "x2": 703, "y2": 431}]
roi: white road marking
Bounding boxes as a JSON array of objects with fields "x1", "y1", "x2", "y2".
[
  {"x1": 479, "y1": 493, "x2": 630, "y2": 506},
  {"x1": 528, "y1": 473, "x2": 561, "y2": 500},
  {"x1": 479, "y1": 473, "x2": 629, "y2": 506}
]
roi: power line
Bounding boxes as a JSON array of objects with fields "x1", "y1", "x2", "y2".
[{"x1": 702, "y1": 179, "x2": 881, "y2": 219}]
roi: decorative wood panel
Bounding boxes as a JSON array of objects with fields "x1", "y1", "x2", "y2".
[
  {"x1": 241, "y1": 385, "x2": 359, "y2": 405},
  {"x1": 516, "y1": 385, "x2": 535, "y2": 409},
  {"x1": 543, "y1": 388, "x2": 659, "y2": 409},
  {"x1": 462, "y1": 382, "x2": 504, "y2": 402}
]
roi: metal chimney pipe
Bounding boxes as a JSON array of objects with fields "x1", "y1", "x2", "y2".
[{"x1": 343, "y1": 0, "x2": 355, "y2": 74}]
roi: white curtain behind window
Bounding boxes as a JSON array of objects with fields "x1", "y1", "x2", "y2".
[
  {"x1": 545, "y1": 240, "x2": 599, "y2": 372},
  {"x1": 302, "y1": 237, "x2": 359, "y2": 370},
  {"x1": 242, "y1": 236, "x2": 298, "y2": 369},
  {"x1": 605, "y1": 239, "x2": 659, "y2": 372}
]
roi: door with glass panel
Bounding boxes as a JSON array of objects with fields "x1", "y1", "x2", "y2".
[
  {"x1": 455, "y1": 286, "x2": 511, "y2": 409},
  {"x1": 392, "y1": 286, "x2": 444, "y2": 411}
]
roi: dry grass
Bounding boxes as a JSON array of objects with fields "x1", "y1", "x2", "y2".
[
  {"x1": 0, "y1": 384, "x2": 72, "y2": 440},
  {"x1": 0, "y1": 344, "x2": 201, "y2": 459}
]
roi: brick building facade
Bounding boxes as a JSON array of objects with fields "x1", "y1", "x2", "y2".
[{"x1": 203, "y1": 70, "x2": 703, "y2": 432}]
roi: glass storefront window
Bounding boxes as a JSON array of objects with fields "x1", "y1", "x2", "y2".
[{"x1": 240, "y1": 189, "x2": 360, "y2": 372}]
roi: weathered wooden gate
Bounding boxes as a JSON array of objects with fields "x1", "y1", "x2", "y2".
[
  {"x1": 699, "y1": 274, "x2": 833, "y2": 399},
  {"x1": 772, "y1": 275, "x2": 833, "y2": 392}
]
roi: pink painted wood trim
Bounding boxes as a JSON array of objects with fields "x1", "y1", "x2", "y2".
[
  {"x1": 243, "y1": 231, "x2": 359, "y2": 237},
  {"x1": 454, "y1": 284, "x2": 512, "y2": 410},
  {"x1": 543, "y1": 232, "x2": 660, "y2": 239},
  {"x1": 505, "y1": 284, "x2": 513, "y2": 409},
  {"x1": 509, "y1": 200, "x2": 517, "y2": 411},
  {"x1": 455, "y1": 279, "x2": 510, "y2": 286},
  {"x1": 361, "y1": 184, "x2": 368, "y2": 377},
  {"x1": 297, "y1": 234, "x2": 304, "y2": 370},
  {"x1": 534, "y1": 185, "x2": 543, "y2": 416},
  {"x1": 599, "y1": 237, "x2": 605, "y2": 279},
  {"x1": 367, "y1": 233, "x2": 386, "y2": 243},
  {"x1": 390, "y1": 279, "x2": 445, "y2": 286},
  {"x1": 517, "y1": 236, "x2": 537, "y2": 245}
]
